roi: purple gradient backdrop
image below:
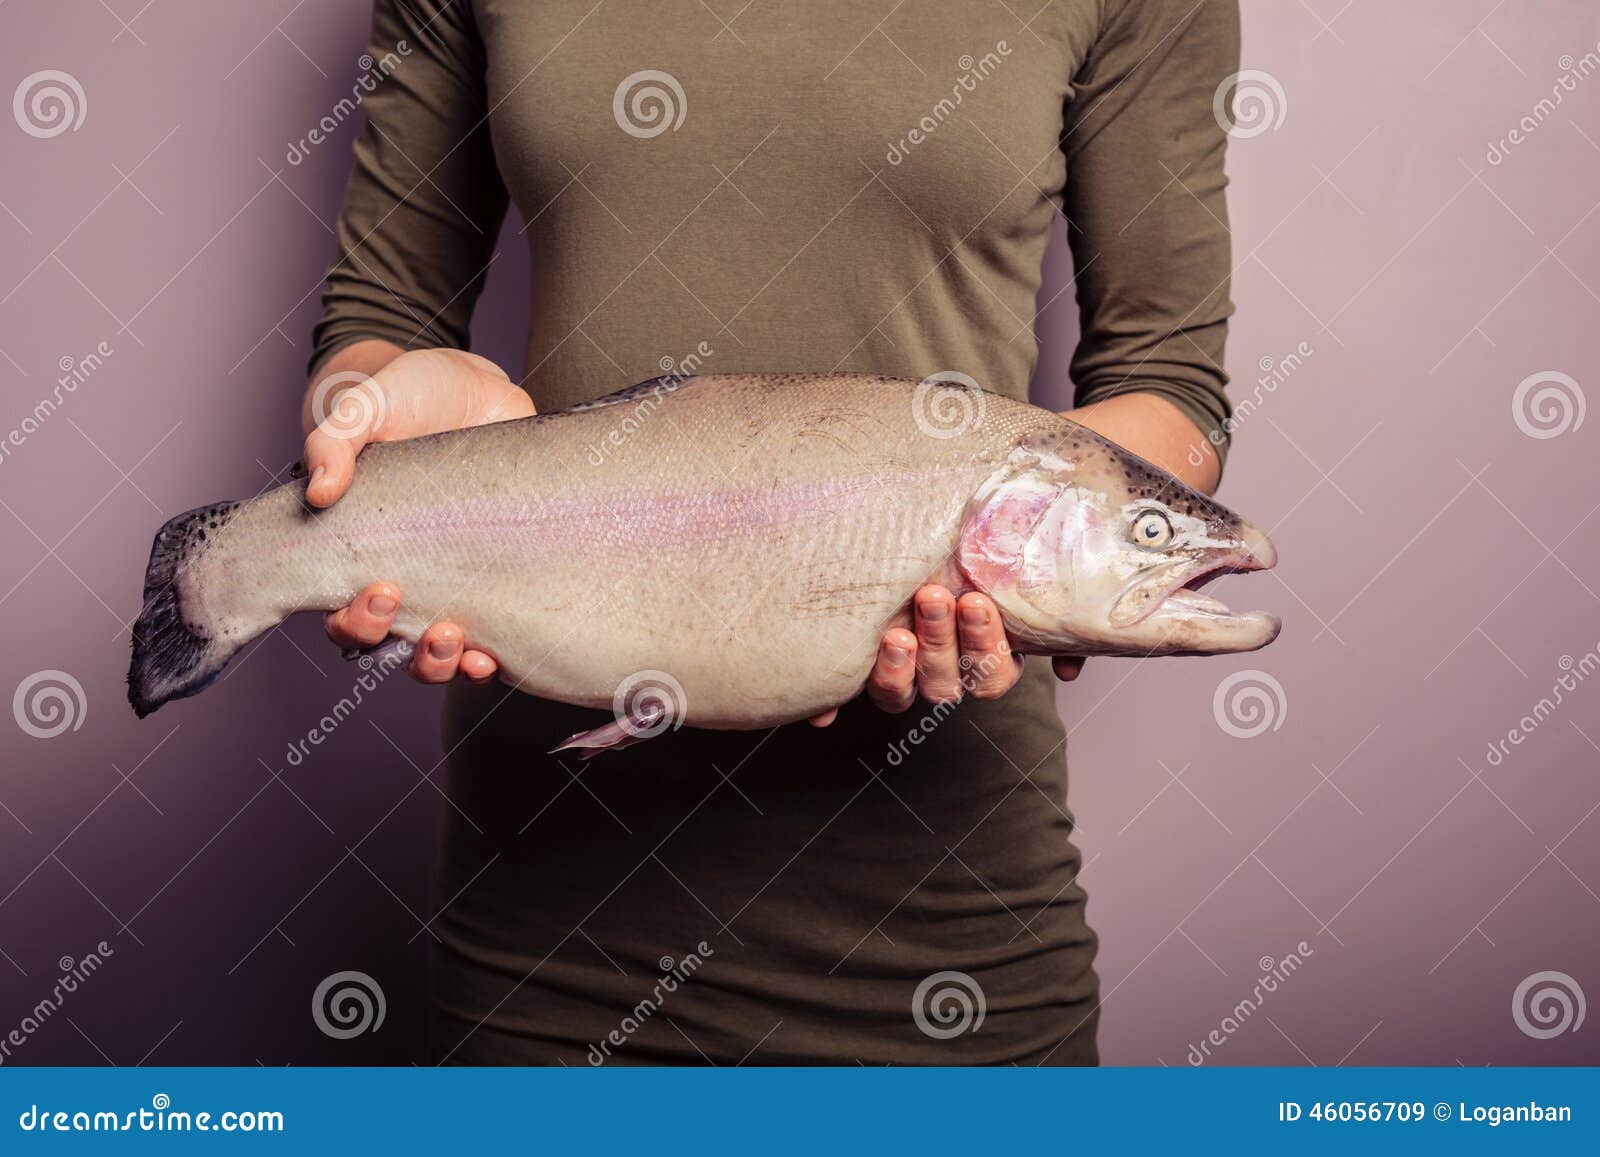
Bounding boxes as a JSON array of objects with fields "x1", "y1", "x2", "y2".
[{"x1": 2, "y1": 0, "x2": 1597, "y2": 1065}]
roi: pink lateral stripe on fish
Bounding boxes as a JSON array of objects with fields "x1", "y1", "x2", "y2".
[{"x1": 127, "y1": 373, "x2": 1280, "y2": 754}]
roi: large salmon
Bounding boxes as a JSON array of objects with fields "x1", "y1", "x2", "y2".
[{"x1": 128, "y1": 373, "x2": 1279, "y2": 752}]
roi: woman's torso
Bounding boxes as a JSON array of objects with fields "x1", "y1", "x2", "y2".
[{"x1": 432, "y1": 0, "x2": 1105, "y2": 1064}]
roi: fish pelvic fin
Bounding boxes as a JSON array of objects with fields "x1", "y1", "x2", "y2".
[
  {"x1": 549, "y1": 702, "x2": 667, "y2": 760},
  {"x1": 128, "y1": 500, "x2": 249, "y2": 718}
]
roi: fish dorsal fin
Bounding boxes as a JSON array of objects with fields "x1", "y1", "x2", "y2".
[{"x1": 566, "y1": 375, "x2": 695, "y2": 413}]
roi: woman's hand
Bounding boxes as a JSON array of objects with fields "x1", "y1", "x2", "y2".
[
  {"x1": 304, "y1": 341, "x2": 534, "y2": 685},
  {"x1": 806, "y1": 586, "x2": 1082, "y2": 726},
  {"x1": 821, "y1": 392, "x2": 1216, "y2": 724}
]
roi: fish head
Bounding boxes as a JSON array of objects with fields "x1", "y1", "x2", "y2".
[{"x1": 958, "y1": 427, "x2": 1281, "y2": 657}]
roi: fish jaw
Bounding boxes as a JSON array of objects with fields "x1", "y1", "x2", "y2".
[{"x1": 1100, "y1": 520, "x2": 1282, "y2": 655}]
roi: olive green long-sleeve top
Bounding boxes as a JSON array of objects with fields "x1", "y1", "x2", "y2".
[{"x1": 313, "y1": 0, "x2": 1238, "y2": 1066}]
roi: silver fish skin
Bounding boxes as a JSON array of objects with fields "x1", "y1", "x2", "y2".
[{"x1": 128, "y1": 373, "x2": 1279, "y2": 734}]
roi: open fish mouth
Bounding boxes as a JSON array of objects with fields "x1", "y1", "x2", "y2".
[
  {"x1": 1113, "y1": 525, "x2": 1281, "y2": 651},
  {"x1": 1145, "y1": 528, "x2": 1280, "y2": 646},
  {"x1": 1160, "y1": 561, "x2": 1268, "y2": 618}
]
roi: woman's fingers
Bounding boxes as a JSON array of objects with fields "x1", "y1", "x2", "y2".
[
  {"x1": 865, "y1": 627, "x2": 919, "y2": 715},
  {"x1": 459, "y1": 649, "x2": 499, "y2": 684},
  {"x1": 956, "y1": 592, "x2": 1024, "y2": 699},
  {"x1": 324, "y1": 583, "x2": 490, "y2": 687},
  {"x1": 912, "y1": 587, "x2": 963, "y2": 705},
  {"x1": 325, "y1": 582, "x2": 400, "y2": 648},
  {"x1": 411, "y1": 622, "x2": 464, "y2": 684},
  {"x1": 1053, "y1": 656, "x2": 1087, "y2": 682}
]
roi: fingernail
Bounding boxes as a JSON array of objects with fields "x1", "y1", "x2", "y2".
[
  {"x1": 885, "y1": 644, "x2": 909, "y2": 666},
  {"x1": 429, "y1": 637, "x2": 459, "y2": 660},
  {"x1": 961, "y1": 602, "x2": 989, "y2": 628},
  {"x1": 919, "y1": 599, "x2": 948, "y2": 622},
  {"x1": 309, "y1": 465, "x2": 325, "y2": 489},
  {"x1": 369, "y1": 595, "x2": 397, "y2": 617}
]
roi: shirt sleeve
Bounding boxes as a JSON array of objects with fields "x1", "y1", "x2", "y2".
[
  {"x1": 1062, "y1": 0, "x2": 1240, "y2": 466},
  {"x1": 309, "y1": 0, "x2": 510, "y2": 375}
]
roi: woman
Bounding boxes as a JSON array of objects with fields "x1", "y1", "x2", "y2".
[{"x1": 304, "y1": 0, "x2": 1238, "y2": 1064}]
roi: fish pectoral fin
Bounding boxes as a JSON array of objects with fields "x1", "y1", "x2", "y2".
[
  {"x1": 340, "y1": 636, "x2": 416, "y2": 668},
  {"x1": 549, "y1": 703, "x2": 666, "y2": 760}
]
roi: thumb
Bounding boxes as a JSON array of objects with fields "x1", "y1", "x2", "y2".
[
  {"x1": 302, "y1": 372, "x2": 388, "y2": 508},
  {"x1": 302, "y1": 426, "x2": 362, "y2": 508}
]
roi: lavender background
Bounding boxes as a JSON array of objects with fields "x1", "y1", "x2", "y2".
[{"x1": 2, "y1": 0, "x2": 1597, "y2": 1066}]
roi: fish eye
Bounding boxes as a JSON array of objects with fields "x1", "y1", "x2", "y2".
[{"x1": 1131, "y1": 509, "x2": 1174, "y2": 550}]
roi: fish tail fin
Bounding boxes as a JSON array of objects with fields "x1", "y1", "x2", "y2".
[{"x1": 128, "y1": 500, "x2": 252, "y2": 717}]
